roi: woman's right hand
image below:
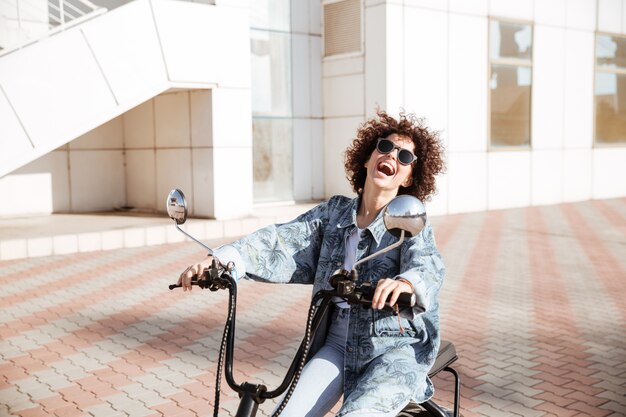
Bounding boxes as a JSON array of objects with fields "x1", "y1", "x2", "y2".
[{"x1": 177, "y1": 256, "x2": 214, "y2": 291}]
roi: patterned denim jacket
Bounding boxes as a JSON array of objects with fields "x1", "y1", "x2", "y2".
[{"x1": 215, "y1": 195, "x2": 445, "y2": 414}]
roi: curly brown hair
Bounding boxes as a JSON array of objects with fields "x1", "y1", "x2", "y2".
[{"x1": 344, "y1": 110, "x2": 445, "y2": 202}]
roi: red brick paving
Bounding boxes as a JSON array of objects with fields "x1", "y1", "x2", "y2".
[{"x1": 1, "y1": 199, "x2": 625, "y2": 416}]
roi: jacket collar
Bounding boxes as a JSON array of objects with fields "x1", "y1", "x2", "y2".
[{"x1": 336, "y1": 196, "x2": 388, "y2": 245}]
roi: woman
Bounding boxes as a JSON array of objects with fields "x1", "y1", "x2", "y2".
[{"x1": 178, "y1": 110, "x2": 446, "y2": 416}]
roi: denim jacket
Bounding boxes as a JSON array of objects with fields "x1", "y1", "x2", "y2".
[{"x1": 215, "y1": 195, "x2": 445, "y2": 413}]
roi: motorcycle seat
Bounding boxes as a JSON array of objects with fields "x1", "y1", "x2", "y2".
[{"x1": 428, "y1": 340, "x2": 457, "y2": 377}]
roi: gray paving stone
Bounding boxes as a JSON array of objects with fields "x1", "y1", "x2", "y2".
[
  {"x1": 0, "y1": 387, "x2": 37, "y2": 412},
  {"x1": 85, "y1": 403, "x2": 127, "y2": 417}
]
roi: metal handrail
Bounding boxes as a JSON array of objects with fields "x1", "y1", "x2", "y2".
[{"x1": 0, "y1": 0, "x2": 106, "y2": 57}]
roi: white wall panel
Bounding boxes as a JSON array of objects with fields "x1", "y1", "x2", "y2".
[
  {"x1": 489, "y1": 0, "x2": 533, "y2": 20},
  {"x1": 292, "y1": 34, "x2": 312, "y2": 118},
  {"x1": 70, "y1": 117, "x2": 124, "y2": 150},
  {"x1": 427, "y1": 173, "x2": 448, "y2": 216},
  {"x1": 598, "y1": 0, "x2": 622, "y2": 33},
  {"x1": 323, "y1": 117, "x2": 360, "y2": 198},
  {"x1": 0, "y1": 87, "x2": 32, "y2": 172},
  {"x1": 622, "y1": 0, "x2": 626, "y2": 34},
  {"x1": 0, "y1": 30, "x2": 117, "y2": 153},
  {"x1": 404, "y1": 0, "x2": 447, "y2": 11},
  {"x1": 564, "y1": 29, "x2": 594, "y2": 149},
  {"x1": 531, "y1": 150, "x2": 563, "y2": 206},
  {"x1": 70, "y1": 150, "x2": 125, "y2": 211},
  {"x1": 534, "y1": 0, "x2": 567, "y2": 26},
  {"x1": 154, "y1": 1, "x2": 250, "y2": 88},
  {"x1": 293, "y1": 118, "x2": 313, "y2": 200},
  {"x1": 386, "y1": 3, "x2": 405, "y2": 114},
  {"x1": 404, "y1": 8, "x2": 447, "y2": 134},
  {"x1": 488, "y1": 151, "x2": 531, "y2": 210},
  {"x1": 592, "y1": 148, "x2": 626, "y2": 198},
  {"x1": 0, "y1": 172, "x2": 53, "y2": 216},
  {"x1": 324, "y1": 56, "x2": 364, "y2": 78},
  {"x1": 311, "y1": 118, "x2": 325, "y2": 199},
  {"x1": 0, "y1": 151, "x2": 70, "y2": 215},
  {"x1": 566, "y1": 0, "x2": 597, "y2": 31},
  {"x1": 212, "y1": 147, "x2": 253, "y2": 219},
  {"x1": 563, "y1": 148, "x2": 592, "y2": 202},
  {"x1": 125, "y1": 149, "x2": 156, "y2": 210},
  {"x1": 448, "y1": 13, "x2": 488, "y2": 152},
  {"x1": 310, "y1": 37, "x2": 323, "y2": 118},
  {"x1": 81, "y1": 0, "x2": 168, "y2": 106},
  {"x1": 532, "y1": 25, "x2": 565, "y2": 150},
  {"x1": 156, "y1": 149, "x2": 192, "y2": 213},
  {"x1": 211, "y1": 87, "x2": 252, "y2": 148},
  {"x1": 190, "y1": 90, "x2": 213, "y2": 148},
  {"x1": 449, "y1": 0, "x2": 488, "y2": 16},
  {"x1": 324, "y1": 74, "x2": 365, "y2": 117},
  {"x1": 365, "y1": 3, "x2": 387, "y2": 114},
  {"x1": 124, "y1": 100, "x2": 155, "y2": 149},
  {"x1": 155, "y1": 92, "x2": 191, "y2": 148},
  {"x1": 191, "y1": 148, "x2": 214, "y2": 217},
  {"x1": 310, "y1": 0, "x2": 322, "y2": 35},
  {"x1": 447, "y1": 152, "x2": 487, "y2": 214},
  {"x1": 291, "y1": 0, "x2": 308, "y2": 33}
]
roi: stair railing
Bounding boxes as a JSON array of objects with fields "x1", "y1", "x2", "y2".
[{"x1": 0, "y1": 0, "x2": 106, "y2": 57}]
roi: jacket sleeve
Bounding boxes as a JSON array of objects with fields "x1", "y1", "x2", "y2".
[
  {"x1": 394, "y1": 221, "x2": 445, "y2": 319},
  {"x1": 214, "y1": 197, "x2": 336, "y2": 285}
]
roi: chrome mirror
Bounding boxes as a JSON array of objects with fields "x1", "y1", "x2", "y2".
[
  {"x1": 166, "y1": 189, "x2": 213, "y2": 254},
  {"x1": 383, "y1": 194, "x2": 427, "y2": 238},
  {"x1": 167, "y1": 189, "x2": 188, "y2": 225}
]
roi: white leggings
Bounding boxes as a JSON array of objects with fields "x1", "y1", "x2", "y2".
[{"x1": 273, "y1": 308, "x2": 409, "y2": 417}]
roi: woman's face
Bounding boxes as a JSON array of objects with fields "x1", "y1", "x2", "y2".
[{"x1": 363, "y1": 133, "x2": 415, "y2": 194}]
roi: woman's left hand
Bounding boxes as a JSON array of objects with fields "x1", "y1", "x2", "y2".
[{"x1": 371, "y1": 278, "x2": 413, "y2": 310}]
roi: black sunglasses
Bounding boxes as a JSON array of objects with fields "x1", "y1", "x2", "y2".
[{"x1": 376, "y1": 138, "x2": 417, "y2": 165}]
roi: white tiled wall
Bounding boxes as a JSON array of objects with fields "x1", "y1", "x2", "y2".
[
  {"x1": 364, "y1": 1, "x2": 388, "y2": 112},
  {"x1": 489, "y1": 0, "x2": 533, "y2": 20},
  {"x1": 447, "y1": 152, "x2": 488, "y2": 214},
  {"x1": 598, "y1": 0, "x2": 623, "y2": 32},
  {"x1": 403, "y1": 7, "x2": 448, "y2": 136},
  {"x1": 292, "y1": 34, "x2": 312, "y2": 118},
  {"x1": 69, "y1": 150, "x2": 126, "y2": 211},
  {"x1": 488, "y1": 152, "x2": 531, "y2": 210},
  {"x1": 155, "y1": 92, "x2": 191, "y2": 148},
  {"x1": 566, "y1": 0, "x2": 597, "y2": 31},
  {"x1": 564, "y1": 29, "x2": 594, "y2": 149},
  {"x1": 125, "y1": 149, "x2": 156, "y2": 210},
  {"x1": 563, "y1": 149, "x2": 592, "y2": 202},
  {"x1": 593, "y1": 148, "x2": 626, "y2": 198},
  {"x1": 324, "y1": 74, "x2": 365, "y2": 117},
  {"x1": 449, "y1": 0, "x2": 488, "y2": 16},
  {"x1": 534, "y1": 0, "x2": 567, "y2": 26},
  {"x1": 323, "y1": 117, "x2": 361, "y2": 198},
  {"x1": 532, "y1": 25, "x2": 565, "y2": 150},
  {"x1": 532, "y1": 150, "x2": 563, "y2": 206},
  {"x1": 448, "y1": 13, "x2": 488, "y2": 152},
  {"x1": 124, "y1": 100, "x2": 155, "y2": 148},
  {"x1": 70, "y1": 117, "x2": 124, "y2": 150},
  {"x1": 190, "y1": 90, "x2": 213, "y2": 148}
]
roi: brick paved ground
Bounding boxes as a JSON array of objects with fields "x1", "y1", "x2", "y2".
[{"x1": 0, "y1": 199, "x2": 625, "y2": 417}]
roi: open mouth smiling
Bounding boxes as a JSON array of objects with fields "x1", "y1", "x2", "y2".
[{"x1": 376, "y1": 160, "x2": 396, "y2": 177}]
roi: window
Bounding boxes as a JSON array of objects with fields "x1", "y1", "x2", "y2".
[
  {"x1": 595, "y1": 34, "x2": 626, "y2": 144},
  {"x1": 489, "y1": 20, "x2": 533, "y2": 148},
  {"x1": 249, "y1": 4, "x2": 294, "y2": 203}
]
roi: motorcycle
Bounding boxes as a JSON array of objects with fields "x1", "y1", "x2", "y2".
[{"x1": 166, "y1": 189, "x2": 461, "y2": 417}]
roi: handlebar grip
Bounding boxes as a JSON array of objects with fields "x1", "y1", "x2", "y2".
[
  {"x1": 396, "y1": 292, "x2": 416, "y2": 308},
  {"x1": 169, "y1": 276, "x2": 200, "y2": 290}
]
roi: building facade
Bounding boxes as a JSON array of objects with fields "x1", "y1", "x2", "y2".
[{"x1": 1, "y1": 0, "x2": 625, "y2": 219}]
